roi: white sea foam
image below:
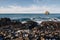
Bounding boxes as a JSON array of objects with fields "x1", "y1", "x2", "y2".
[
  {"x1": 10, "y1": 15, "x2": 60, "y2": 24},
  {"x1": 35, "y1": 21, "x2": 43, "y2": 24},
  {"x1": 21, "y1": 21, "x2": 27, "y2": 24},
  {"x1": 33, "y1": 17, "x2": 60, "y2": 24},
  {"x1": 48, "y1": 18, "x2": 60, "y2": 22}
]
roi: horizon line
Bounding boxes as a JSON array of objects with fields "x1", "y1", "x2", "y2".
[{"x1": 0, "y1": 13, "x2": 60, "y2": 14}]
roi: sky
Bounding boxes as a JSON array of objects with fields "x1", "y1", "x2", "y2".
[{"x1": 0, "y1": 0, "x2": 60, "y2": 13}]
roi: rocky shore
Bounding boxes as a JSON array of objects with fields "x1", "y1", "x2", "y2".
[{"x1": 0, "y1": 18, "x2": 60, "y2": 40}]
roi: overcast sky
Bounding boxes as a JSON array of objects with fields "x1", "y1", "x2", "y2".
[{"x1": 0, "y1": 0, "x2": 60, "y2": 13}]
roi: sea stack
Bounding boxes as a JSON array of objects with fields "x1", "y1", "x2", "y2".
[{"x1": 45, "y1": 11, "x2": 50, "y2": 15}]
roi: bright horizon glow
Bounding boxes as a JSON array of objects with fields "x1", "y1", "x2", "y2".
[{"x1": 0, "y1": 0, "x2": 60, "y2": 13}]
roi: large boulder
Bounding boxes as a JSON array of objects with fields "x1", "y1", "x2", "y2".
[
  {"x1": 22, "y1": 21, "x2": 38, "y2": 29},
  {"x1": 0, "y1": 18, "x2": 11, "y2": 26}
]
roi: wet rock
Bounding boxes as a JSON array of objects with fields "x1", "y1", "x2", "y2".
[
  {"x1": 40, "y1": 21, "x2": 60, "y2": 30},
  {"x1": 0, "y1": 18, "x2": 11, "y2": 26},
  {"x1": 22, "y1": 21, "x2": 38, "y2": 29}
]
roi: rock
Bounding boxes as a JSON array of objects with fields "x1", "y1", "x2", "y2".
[
  {"x1": 0, "y1": 18, "x2": 11, "y2": 26},
  {"x1": 40, "y1": 21, "x2": 60, "y2": 30},
  {"x1": 22, "y1": 21, "x2": 38, "y2": 29}
]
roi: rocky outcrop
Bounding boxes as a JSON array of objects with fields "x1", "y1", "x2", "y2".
[
  {"x1": 0, "y1": 18, "x2": 11, "y2": 26},
  {"x1": 22, "y1": 21, "x2": 38, "y2": 29},
  {"x1": 0, "y1": 18, "x2": 38, "y2": 30},
  {"x1": 40, "y1": 21, "x2": 60, "y2": 30}
]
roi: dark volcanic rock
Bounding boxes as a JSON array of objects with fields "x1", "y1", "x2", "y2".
[
  {"x1": 0, "y1": 18, "x2": 11, "y2": 26},
  {"x1": 40, "y1": 21, "x2": 60, "y2": 30},
  {"x1": 0, "y1": 18, "x2": 22, "y2": 30},
  {"x1": 0, "y1": 18, "x2": 38, "y2": 30},
  {"x1": 22, "y1": 21, "x2": 38, "y2": 29}
]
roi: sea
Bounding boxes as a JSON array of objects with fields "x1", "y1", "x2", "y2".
[
  {"x1": 0, "y1": 14, "x2": 60, "y2": 23},
  {"x1": 0, "y1": 13, "x2": 60, "y2": 40}
]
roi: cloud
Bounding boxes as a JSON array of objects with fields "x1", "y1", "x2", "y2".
[{"x1": 0, "y1": 5, "x2": 60, "y2": 13}]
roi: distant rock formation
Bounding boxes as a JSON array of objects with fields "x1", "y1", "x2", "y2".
[{"x1": 45, "y1": 11, "x2": 50, "y2": 15}]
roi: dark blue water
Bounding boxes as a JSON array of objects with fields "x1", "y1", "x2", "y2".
[
  {"x1": 0, "y1": 14, "x2": 60, "y2": 22},
  {"x1": 0, "y1": 14, "x2": 60, "y2": 19}
]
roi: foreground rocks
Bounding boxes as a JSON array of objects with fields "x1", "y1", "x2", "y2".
[{"x1": 0, "y1": 18, "x2": 60, "y2": 40}]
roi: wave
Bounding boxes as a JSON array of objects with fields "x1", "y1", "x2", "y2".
[
  {"x1": 9, "y1": 16, "x2": 60, "y2": 24},
  {"x1": 31, "y1": 17, "x2": 60, "y2": 24}
]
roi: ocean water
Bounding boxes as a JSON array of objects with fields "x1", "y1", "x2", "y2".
[
  {"x1": 0, "y1": 14, "x2": 60, "y2": 18},
  {"x1": 0, "y1": 14, "x2": 60, "y2": 22},
  {"x1": 0, "y1": 13, "x2": 60, "y2": 20}
]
